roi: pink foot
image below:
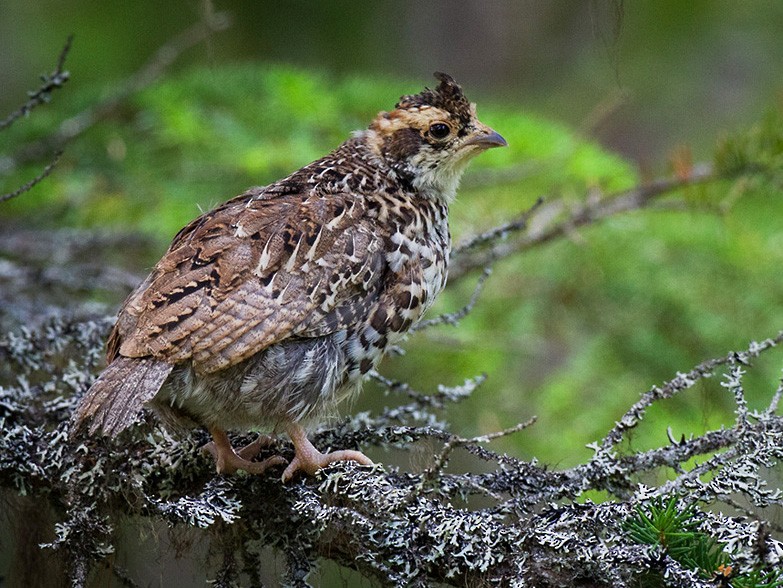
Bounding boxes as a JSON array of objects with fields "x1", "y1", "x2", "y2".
[
  {"x1": 282, "y1": 424, "x2": 373, "y2": 482},
  {"x1": 202, "y1": 429, "x2": 287, "y2": 475}
]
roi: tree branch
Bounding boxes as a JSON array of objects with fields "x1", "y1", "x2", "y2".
[
  {"x1": 6, "y1": 12, "x2": 232, "y2": 169},
  {"x1": 450, "y1": 163, "x2": 716, "y2": 282},
  {"x1": 0, "y1": 150, "x2": 63, "y2": 204},
  {"x1": 1, "y1": 315, "x2": 781, "y2": 586},
  {"x1": 0, "y1": 36, "x2": 72, "y2": 132}
]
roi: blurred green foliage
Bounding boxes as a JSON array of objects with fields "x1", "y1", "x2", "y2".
[{"x1": 3, "y1": 64, "x2": 783, "y2": 473}]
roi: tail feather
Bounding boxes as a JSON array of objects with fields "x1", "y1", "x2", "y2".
[{"x1": 71, "y1": 356, "x2": 174, "y2": 437}]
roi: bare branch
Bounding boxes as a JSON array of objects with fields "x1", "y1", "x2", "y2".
[
  {"x1": 0, "y1": 150, "x2": 62, "y2": 204},
  {"x1": 450, "y1": 163, "x2": 716, "y2": 281},
  {"x1": 454, "y1": 197, "x2": 544, "y2": 254},
  {"x1": 0, "y1": 36, "x2": 73, "y2": 132},
  {"x1": 409, "y1": 266, "x2": 493, "y2": 333},
  {"x1": 7, "y1": 12, "x2": 232, "y2": 169}
]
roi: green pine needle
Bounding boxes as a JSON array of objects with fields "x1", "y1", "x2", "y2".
[{"x1": 625, "y1": 497, "x2": 782, "y2": 588}]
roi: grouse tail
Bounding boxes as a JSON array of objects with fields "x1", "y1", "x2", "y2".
[{"x1": 71, "y1": 356, "x2": 173, "y2": 437}]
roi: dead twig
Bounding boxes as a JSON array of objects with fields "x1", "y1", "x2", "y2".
[
  {"x1": 450, "y1": 163, "x2": 716, "y2": 281},
  {"x1": 409, "y1": 266, "x2": 493, "y2": 333},
  {"x1": 6, "y1": 12, "x2": 232, "y2": 169},
  {"x1": 0, "y1": 36, "x2": 73, "y2": 132},
  {"x1": 1, "y1": 37, "x2": 72, "y2": 204},
  {"x1": 0, "y1": 150, "x2": 63, "y2": 204}
]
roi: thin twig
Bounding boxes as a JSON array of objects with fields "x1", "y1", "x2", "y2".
[
  {"x1": 368, "y1": 371, "x2": 414, "y2": 394},
  {"x1": 409, "y1": 266, "x2": 493, "y2": 333},
  {"x1": 765, "y1": 376, "x2": 783, "y2": 415},
  {"x1": 653, "y1": 447, "x2": 740, "y2": 499},
  {"x1": 599, "y1": 331, "x2": 783, "y2": 451},
  {"x1": 450, "y1": 163, "x2": 716, "y2": 281},
  {"x1": 425, "y1": 418, "x2": 537, "y2": 483},
  {"x1": 467, "y1": 418, "x2": 538, "y2": 444},
  {"x1": 0, "y1": 36, "x2": 73, "y2": 132},
  {"x1": 367, "y1": 372, "x2": 486, "y2": 410},
  {"x1": 7, "y1": 12, "x2": 232, "y2": 169},
  {"x1": 454, "y1": 197, "x2": 544, "y2": 254},
  {"x1": 0, "y1": 150, "x2": 63, "y2": 204},
  {"x1": 405, "y1": 416, "x2": 537, "y2": 504},
  {"x1": 718, "y1": 495, "x2": 783, "y2": 534}
]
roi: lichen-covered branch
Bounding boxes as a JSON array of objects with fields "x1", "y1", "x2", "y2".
[{"x1": 1, "y1": 312, "x2": 782, "y2": 587}]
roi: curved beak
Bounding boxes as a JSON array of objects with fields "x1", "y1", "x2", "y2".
[{"x1": 463, "y1": 127, "x2": 508, "y2": 149}]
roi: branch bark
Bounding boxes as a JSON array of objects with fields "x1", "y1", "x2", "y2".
[{"x1": 1, "y1": 313, "x2": 781, "y2": 587}]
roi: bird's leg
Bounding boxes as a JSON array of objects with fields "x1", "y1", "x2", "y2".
[
  {"x1": 281, "y1": 423, "x2": 373, "y2": 482},
  {"x1": 202, "y1": 427, "x2": 287, "y2": 475},
  {"x1": 235, "y1": 433, "x2": 277, "y2": 460}
]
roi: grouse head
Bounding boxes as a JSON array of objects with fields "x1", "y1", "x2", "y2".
[{"x1": 367, "y1": 72, "x2": 507, "y2": 200}]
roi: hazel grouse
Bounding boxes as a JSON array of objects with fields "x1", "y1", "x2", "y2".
[{"x1": 72, "y1": 72, "x2": 507, "y2": 481}]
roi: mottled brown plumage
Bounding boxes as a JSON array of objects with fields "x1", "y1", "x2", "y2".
[{"x1": 72, "y1": 73, "x2": 506, "y2": 480}]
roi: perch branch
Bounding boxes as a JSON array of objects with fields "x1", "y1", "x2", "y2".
[{"x1": 1, "y1": 317, "x2": 782, "y2": 586}]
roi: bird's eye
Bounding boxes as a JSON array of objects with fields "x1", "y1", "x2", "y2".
[{"x1": 428, "y1": 123, "x2": 451, "y2": 140}]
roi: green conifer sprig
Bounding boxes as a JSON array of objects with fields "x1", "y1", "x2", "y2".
[{"x1": 625, "y1": 497, "x2": 783, "y2": 588}]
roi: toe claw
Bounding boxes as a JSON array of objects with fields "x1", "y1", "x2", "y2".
[
  {"x1": 281, "y1": 450, "x2": 373, "y2": 482},
  {"x1": 204, "y1": 429, "x2": 286, "y2": 476},
  {"x1": 282, "y1": 424, "x2": 373, "y2": 482}
]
